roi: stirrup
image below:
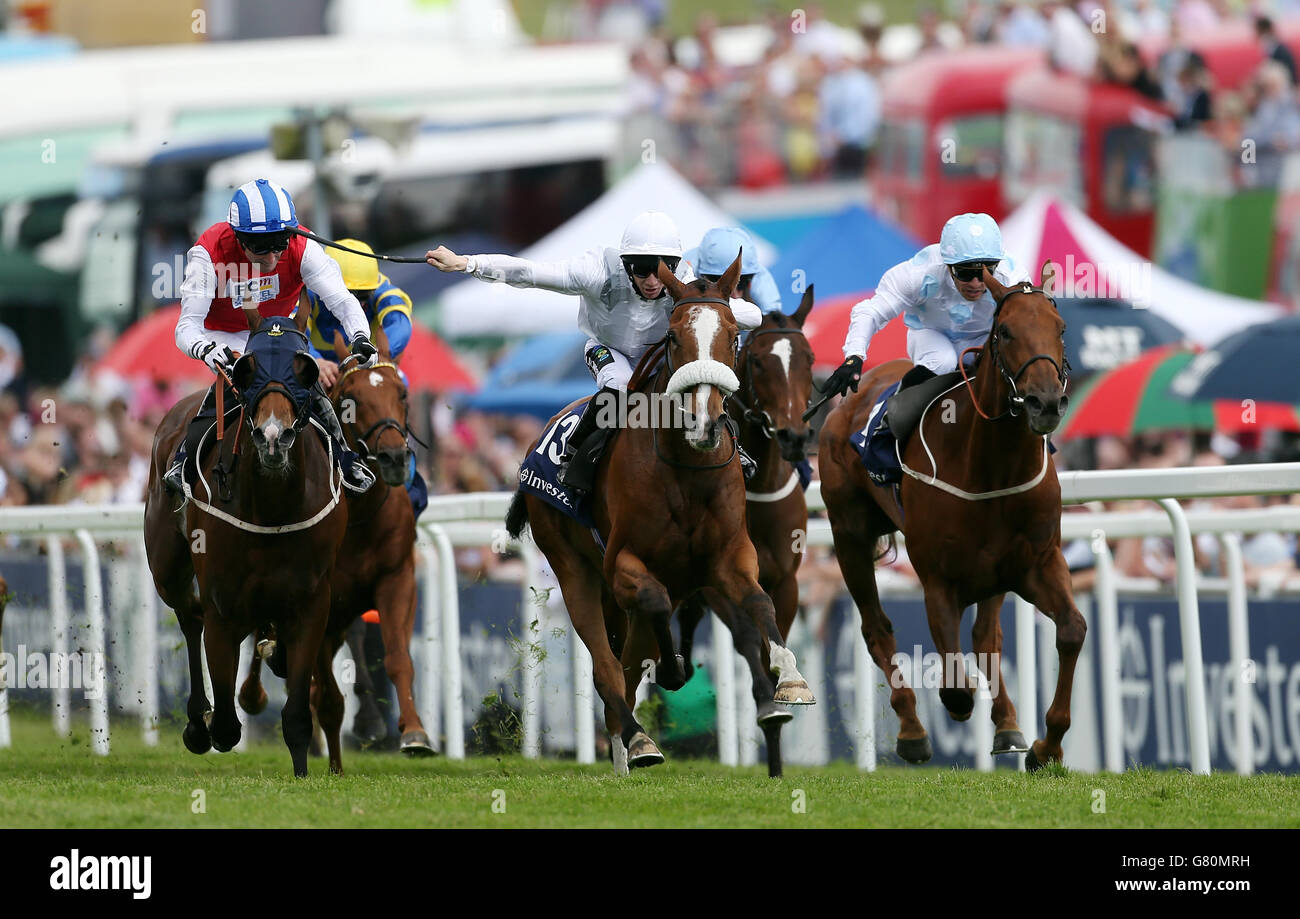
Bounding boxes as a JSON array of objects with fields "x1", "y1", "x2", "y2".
[
  {"x1": 164, "y1": 457, "x2": 186, "y2": 496},
  {"x1": 738, "y1": 444, "x2": 757, "y2": 482},
  {"x1": 341, "y1": 452, "x2": 376, "y2": 493}
]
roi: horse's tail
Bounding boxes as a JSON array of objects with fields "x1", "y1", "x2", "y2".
[
  {"x1": 505, "y1": 487, "x2": 529, "y2": 540},
  {"x1": 873, "y1": 533, "x2": 898, "y2": 565}
]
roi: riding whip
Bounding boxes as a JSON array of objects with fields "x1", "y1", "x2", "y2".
[{"x1": 289, "y1": 228, "x2": 431, "y2": 263}]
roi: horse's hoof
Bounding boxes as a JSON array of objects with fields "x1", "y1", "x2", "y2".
[
  {"x1": 256, "y1": 638, "x2": 276, "y2": 661},
  {"x1": 896, "y1": 735, "x2": 933, "y2": 764},
  {"x1": 1024, "y1": 741, "x2": 1060, "y2": 772},
  {"x1": 399, "y1": 730, "x2": 436, "y2": 756},
  {"x1": 757, "y1": 701, "x2": 794, "y2": 726},
  {"x1": 939, "y1": 687, "x2": 975, "y2": 721},
  {"x1": 626, "y1": 731, "x2": 664, "y2": 769},
  {"x1": 774, "y1": 679, "x2": 816, "y2": 705},
  {"x1": 351, "y1": 710, "x2": 388, "y2": 745},
  {"x1": 183, "y1": 722, "x2": 211, "y2": 755},
  {"x1": 238, "y1": 685, "x2": 268, "y2": 715},
  {"x1": 211, "y1": 731, "x2": 239, "y2": 754},
  {"x1": 992, "y1": 730, "x2": 1029, "y2": 755}
]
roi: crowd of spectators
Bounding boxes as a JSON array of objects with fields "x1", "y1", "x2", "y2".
[{"x1": 583, "y1": 1, "x2": 1300, "y2": 190}]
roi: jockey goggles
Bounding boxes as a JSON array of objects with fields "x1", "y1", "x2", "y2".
[
  {"x1": 623, "y1": 255, "x2": 680, "y2": 278},
  {"x1": 236, "y1": 230, "x2": 292, "y2": 254},
  {"x1": 950, "y1": 260, "x2": 998, "y2": 282}
]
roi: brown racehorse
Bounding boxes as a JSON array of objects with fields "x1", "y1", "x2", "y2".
[
  {"x1": 238, "y1": 327, "x2": 432, "y2": 758},
  {"x1": 144, "y1": 308, "x2": 348, "y2": 777},
  {"x1": 504, "y1": 256, "x2": 814, "y2": 776},
  {"x1": 675, "y1": 285, "x2": 817, "y2": 774},
  {"x1": 818, "y1": 261, "x2": 1085, "y2": 770}
]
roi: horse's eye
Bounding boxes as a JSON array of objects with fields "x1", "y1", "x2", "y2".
[
  {"x1": 667, "y1": 330, "x2": 677, "y2": 344},
  {"x1": 998, "y1": 325, "x2": 1012, "y2": 340}
]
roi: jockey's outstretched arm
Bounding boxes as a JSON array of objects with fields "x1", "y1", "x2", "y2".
[
  {"x1": 435, "y1": 248, "x2": 606, "y2": 297},
  {"x1": 843, "y1": 262, "x2": 911, "y2": 360}
]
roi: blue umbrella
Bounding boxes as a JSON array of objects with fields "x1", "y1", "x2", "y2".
[
  {"x1": 460, "y1": 330, "x2": 594, "y2": 419},
  {"x1": 1169, "y1": 316, "x2": 1300, "y2": 404},
  {"x1": 1055, "y1": 297, "x2": 1187, "y2": 377}
]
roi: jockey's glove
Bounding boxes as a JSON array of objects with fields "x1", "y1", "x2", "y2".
[
  {"x1": 821, "y1": 355, "x2": 863, "y2": 397},
  {"x1": 198, "y1": 341, "x2": 236, "y2": 375},
  {"x1": 350, "y1": 333, "x2": 378, "y2": 366}
]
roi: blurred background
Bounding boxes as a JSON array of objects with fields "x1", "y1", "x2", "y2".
[{"x1": 5, "y1": 1, "x2": 1300, "y2": 767}]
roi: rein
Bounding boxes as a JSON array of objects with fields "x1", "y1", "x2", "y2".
[{"x1": 960, "y1": 282, "x2": 1070, "y2": 422}]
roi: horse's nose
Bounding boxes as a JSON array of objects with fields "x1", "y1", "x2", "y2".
[
  {"x1": 1025, "y1": 394, "x2": 1064, "y2": 417},
  {"x1": 775, "y1": 426, "x2": 812, "y2": 458},
  {"x1": 376, "y1": 446, "x2": 408, "y2": 486}
]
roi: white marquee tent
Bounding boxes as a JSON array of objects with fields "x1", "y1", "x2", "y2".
[{"x1": 438, "y1": 160, "x2": 775, "y2": 338}]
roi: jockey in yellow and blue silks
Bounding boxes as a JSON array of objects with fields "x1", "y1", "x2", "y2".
[
  {"x1": 304, "y1": 238, "x2": 427, "y2": 517},
  {"x1": 304, "y1": 239, "x2": 414, "y2": 367}
]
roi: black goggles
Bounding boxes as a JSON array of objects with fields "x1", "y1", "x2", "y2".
[
  {"x1": 238, "y1": 231, "x2": 292, "y2": 254},
  {"x1": 623, "y1": 255, "x2": 680, "y2": 278},
  {"x1": 950, "y1": 261, "x2": 998, "y2": 282}
]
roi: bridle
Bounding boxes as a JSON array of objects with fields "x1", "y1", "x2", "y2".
[
  {"x1": 960, "y1": 282, "x2": 1071, "y2": 422},
  {"x1": 334, "y1": 359, "x2": 427, "y2": 462},
  {"x1": 727, "y1": 325, "x2": 810, "y2": 439},
  {"x1": 654, "y1": 295, "x2": 740, "y2": 471}
]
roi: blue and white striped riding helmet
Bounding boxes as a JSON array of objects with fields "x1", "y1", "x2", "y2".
[
  {"x1": 227, "y1": 178, "x2": 298, "y2": 234},
  {"x1": 939, "y1": 213, "x2": 1003, "y2": 265}
]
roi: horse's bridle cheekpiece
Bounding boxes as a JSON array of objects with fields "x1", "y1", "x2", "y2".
[{"x1": 974, "y1": 282, "x2": 1071, "y2": 421}]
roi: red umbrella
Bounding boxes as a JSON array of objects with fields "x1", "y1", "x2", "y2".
[
  {"x1": 802, "y1": 291, "x2": 909, "y2": 371},
  {"x1": 96, "y1": 304, "x2": 212, "y2": 384},
  {"x1": 397, "y1": 321, "x2": 477, "y2": 393}
]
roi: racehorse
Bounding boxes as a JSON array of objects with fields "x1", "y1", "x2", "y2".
[
  {"x1": 675, "y1": 285, "x2": 818, "y2": 774},
  {"x1": 818, "y1": 261, "x2": 1084, "y2": 770},
  {"x1": 144, "y1": 308, "x2": 349, "y2": 777},
  {"x1": 237, "y1": 327, "x2": 432, "y2": 758},
  {"x1": 504, "y1": 255, "x2": 814, "y2": 776}
]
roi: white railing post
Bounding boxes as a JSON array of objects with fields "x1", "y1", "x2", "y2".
[
  {"x1": 1093, "y1": 536, "x2": 1123, "y2": 773},
  {"x1": 736, "y1": 650, "x2": 758, "y2": 766},
  {"x1": 74, "y1": 530, "x2": 110, "y2": 756},
  {"x1": 519, "y1": 541, "x2": 543, "y2": 759},
  {"x1": 417, "y1": 540, "x2": 442, "y2": 754},
  {"x1": 135, "y1": 538, "x2": 159, "y2": 747},
  {"x1": 853, "y1": 605, "x2": 876, "y2": 771},
  {"x1": 1013, "y1": 594, "x2": 1036, "y2": 773},
  {"x1": 712, "y1": 613, "x2": 737, "y2": 766},
  {"x1": 571, "y1": 618, "x2": 595, "y2": 764},
  {"x1": 1220, "y1": 533, "x2": 1252, "y2": 776},
  {"x1": 973, "y1": 665, "x2": 993, "y2": 772},
  {"x1": 429, "y1": 525, "x2": 463, "y2": 759},
  {"x1": 46, "y1": 535, "x2": 71, "y2": 738},
  {"x1": 1157, "y1": 499, "x2": 1211, "y2": 776}
]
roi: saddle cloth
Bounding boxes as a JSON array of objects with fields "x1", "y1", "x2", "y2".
[{"x1": 518, "y1": 401, "x2": 597, "y2": 529}]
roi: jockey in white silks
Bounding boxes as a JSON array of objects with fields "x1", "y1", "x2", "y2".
[
  {"x1": 425, "y1": 211, "x2": 764, "y2": 493},
  {"x1": 821, "y1": 212, "x2": 1030, "y2": 399}
]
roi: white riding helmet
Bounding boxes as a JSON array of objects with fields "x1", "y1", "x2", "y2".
[{"x1": 620, "y1": 211, "x2": 683, "y2": 258}]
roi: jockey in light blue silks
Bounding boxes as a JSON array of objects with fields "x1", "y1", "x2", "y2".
[
  {"x1": 684, "y1": 226, "x2": 783, "y2": 315},
  {"x1": 821, "y1": 212, "x2": 1030, "y2": 398}
]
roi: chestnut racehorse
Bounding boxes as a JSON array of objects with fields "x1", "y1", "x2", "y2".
[
  {"x1": 675, "y1": 285, "x2": 818, "y2": 774},
  {"x1": 818, "y1": 261, "x2": 1084, "y2": 769},
  {"x1": 505, "y1": 256, "x2": 814, "y2": 775},
  {"x1": 144, "y1": 308, "x2": 348, "y2": 777},
  {"x1": 238, "y1": 327, "x2": 431, "y2": 759}
]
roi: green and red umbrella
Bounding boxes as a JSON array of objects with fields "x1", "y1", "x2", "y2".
[{"x1": 1059, "y1": 345, "x2": 1300, "y2": 440}]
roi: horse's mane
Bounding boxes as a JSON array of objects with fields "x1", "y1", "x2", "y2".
[{"x1": 628, "y1": 338, "x2": 668, "y2": 393}]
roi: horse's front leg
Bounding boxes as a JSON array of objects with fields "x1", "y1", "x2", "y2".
[
  {"x1": 282, "y1": 581, "x2": 332, "y2": 778},
  {"x1": 202, "y1": 608, "x2": 244, "y2": 754},
  {"x1": 610, "y1": 551, "x2": 687, "y2": 691},
  {"x1": 1015, "y1": 551, "x2": 1086, "y2": 770}
]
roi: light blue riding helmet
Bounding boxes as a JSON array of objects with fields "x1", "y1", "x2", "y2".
[
  {"x1": 939, "y1": 213, "x2": 1003, "y2": 265},
  {"x1": 228, "y1": 178, "x2": 299, "y2": 234},
  {"x1": 687, "y1": 226, "x2": 783, "y2": 313}
]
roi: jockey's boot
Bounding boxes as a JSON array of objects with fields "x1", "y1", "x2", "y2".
[
  {"x1": 313, "y1": 387, "x2": 376, "y2": 493},
  {"x1": 559, "y1": 386, "x2": 618, "y2": 495},
  {"x1": 899, "y1": 364, "x2": 937, "y2": 391},
  {"x1": 163, "y1": 448, "x2": 187, "y2": 497}
]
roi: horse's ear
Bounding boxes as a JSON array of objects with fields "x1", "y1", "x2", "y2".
[
  {"x1": 332, "y1": 329, "x2": 348, "y2": 358},
  {"x1": 244, "y1": 307, "x2": 262, "y2": 333},
  {"x1": 232, "y1": 353, "x2": 255, "y2": 392},
  {"x1": 716, "y1": 251, "x2": 743, "y2": 300},
  {"x1": 1040, "y1": 259, "x2": 1057, "y2": 297},
  {"x1": 293, "y1": 352, "x2": 319, "y2": 391},
  {"x1": 373, "y1": 324, "x2": 391, "y2": 360},
  {"x1": 294, "y1": 293, "x2": 311, "y2": 333},
  {"x1": 657, "y1": 259, "x2": 689, "y2": 303},
  {"x1": 982, "y1": 268, "x2": 1009, "y2": 305},
  {"x1": 792, "y1": 283, "x2": 814, "y2": 327}
]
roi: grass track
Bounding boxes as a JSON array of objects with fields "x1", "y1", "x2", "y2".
[{"x1": 2, "y1": 713, "x2": 1297, "y2": 828}]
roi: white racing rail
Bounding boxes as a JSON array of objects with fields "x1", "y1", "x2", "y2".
[{"x1": 1, "y1": 462, "x2": 1297, "y2": 775}]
